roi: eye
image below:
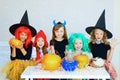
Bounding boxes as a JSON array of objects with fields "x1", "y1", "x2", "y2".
[{"x1": 42, "y1": 39, "x2": 44, "y2": 42}]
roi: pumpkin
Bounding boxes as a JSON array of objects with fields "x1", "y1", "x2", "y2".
[
  {"x1": 41, "y1": 54, "x2": 61, "y2": 70},
  {"x1": 74, "y1": 54, "x2": 89, "y2": 68},
  {"x1": 93, "y1": 57, "x2": 105, "y2": 67},
  {"x1": 9, "y1": 38, "x2": 22, "y2": 47},
  {"x1": 62, "y1": 59, "x2": 78, "y2": 71}
]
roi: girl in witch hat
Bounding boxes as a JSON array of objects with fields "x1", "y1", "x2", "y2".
[
  {"x1": 2, "y1": 10, "x2": 37, "y2": 80},
  {"x1": 86, "y1": 10, "x2": 117, "y2": 80}
]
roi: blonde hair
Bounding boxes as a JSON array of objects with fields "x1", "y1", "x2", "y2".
[
  {"x1": 52, "y1": 23, "x2": 68, "y2": 40},
  {"x1": 90, "y1": 28, "x2": 109, "y2": 44}
]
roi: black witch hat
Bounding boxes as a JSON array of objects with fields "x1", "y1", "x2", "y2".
[
  {"x1": 86, "y1": 10, "x2": 113, "y2": 39},
  {"x1": 9, "y1": 10, "x2": 36, "y2": 37}
]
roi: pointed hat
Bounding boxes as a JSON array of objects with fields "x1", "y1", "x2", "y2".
[
  {"x1": 86, "y1": 10, "x2": 112, "y2": 39},
  {"x1": 9, "y1": 10, "x2": 36, "y2": 37}
]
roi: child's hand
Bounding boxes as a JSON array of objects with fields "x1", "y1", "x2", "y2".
[
  {"x1": 16, "y1": 42, "x2": 23, "y2": 49},
  {"x1": 110, "y1": 38, "x2": 118, "y2": 49},
  {"x1": 9, "y1": 41, "x2": 15, "y2": 48},
  {"x1": 73, "y1": 53, "x2": 79, "y2": 57},
  {"x1": 82, "y1": 52, "x2": 89, "y2": 57}
]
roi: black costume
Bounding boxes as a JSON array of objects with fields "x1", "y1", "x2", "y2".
[
  {"x1": 50, "y1": 39, "x2": 68, "y2": 58},
  {"x1": 89, "y1": 42, "x2": 110, "y2": 59}
]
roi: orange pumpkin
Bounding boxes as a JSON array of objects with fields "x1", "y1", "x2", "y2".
[
  {"x1": 41, "y1": 54, "x2": 61, "y2": 70},
  {"x1": 9, "y1": 38, "x2": 22, "y2": 47},
  {"x1": 74, "y1": 54, "x2": 89, "y2": 68}
]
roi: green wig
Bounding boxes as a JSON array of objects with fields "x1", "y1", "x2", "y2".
[{"x1": 66, "y1": 33, "x2": 90, "y2": 53}]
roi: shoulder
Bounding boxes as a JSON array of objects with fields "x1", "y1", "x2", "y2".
[
  {"x1": 50, "y1": 39, "x2": 55, "y2": 45},
  {"x1": 64, "y1": 39, "x2": 68, "y2": 44},
  {"x1": 89, "y1": 42, "x2": 94, "y2": 46},
  {"x1": 27, "y1": 41, "x2": 32, "y2": 46},
  {"x1": 104, "y1": 43, "x2": 110, "y2": 49},
  {"x1": 32, "y1": 47, "x2": 36, "y2": 50}
]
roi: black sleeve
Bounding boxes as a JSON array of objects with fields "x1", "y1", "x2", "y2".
[
  {"x1": 10, "y1": 55, "x2": 16, "y2": 60},
  {"x1": 50, "y1": 40, "x2": 54, "y2": 46},
  {"x1": 88, "y1": 42, "x2": 92, "y2": 49},
  {"x1": 106, "y1": 44, "x2": 111, "y2": 50},
  {"x1": 66, "y1": 39, "x2": 68, "y2": 45},
  {"x1": 10, "y1": 47, "x2": 16, "y2": 60},
  {"x1": 24, "y1": 42, "x2": 32, "y2": 60}
]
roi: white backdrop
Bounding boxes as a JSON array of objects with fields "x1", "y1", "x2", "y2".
[
  {"x1": 0, "y1": 0, "x2": 120, "y2": 79},
  {"x1": 0, "y1": 0, "x2": 113, "y2": 42}
]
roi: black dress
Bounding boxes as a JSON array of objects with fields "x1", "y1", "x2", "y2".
[
  {"x1": 10, "y1": 42, "x2": 32, "y2": 60},
  {"x1": 50, "y1": 39, "x2": 68, "y2": 58},
  {"x1": 89, "y1": 42, "x2": 110, "y2": 59}
]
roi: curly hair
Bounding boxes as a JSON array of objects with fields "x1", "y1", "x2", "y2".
[
  {"x1": 66, "y1": 33, "x2": 91, "y2": 53},
  {"x1": 90, "y1": 29, "x2": 109, "y2": 44},
  {"x1": 14, "y1": 26, "x2": 32, "y2": 48}
]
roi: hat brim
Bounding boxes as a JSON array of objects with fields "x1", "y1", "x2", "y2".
[
  {"x1": 9, "y1": 24, "x2": 36, "y2": 37},
  {"x1": 86, "y1": 26, "x2": 113, "y2": 39}
]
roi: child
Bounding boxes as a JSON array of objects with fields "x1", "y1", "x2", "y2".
[
  {"x1": 2, "y1": 10, "x2": 37, "y2": 80},
  {"x1": 86, "y1": 10, "x2": 117, "y2": 80},
  {"x1": 31, "y1": 30, "x2": 48, "y2": 64},
  {"x1": 66, "y1": 33, "x2": 92, "y2": 59},
  {"x1": 66, "y1": 33, "x2": 92, "y2": 80},
  {"x1": 50, "y1": 20, "x2": 68, "y2": 59},
  {"x1": 31, "y1": 30, "x2": 50, "y2": 80}
]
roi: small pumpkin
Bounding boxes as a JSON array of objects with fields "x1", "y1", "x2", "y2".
[
  {"x1": 74, "y1": 54, "x2": 89, "y2": 68},
  {"x1": 41, "y1": 54, "x2": 61, "y2": 70},
  {"x1": 62, "y1": 59, "x2": 78, "y2": 71},
  {"x1": 9, "y1": 38, "x2": 22, "y2": 47}
]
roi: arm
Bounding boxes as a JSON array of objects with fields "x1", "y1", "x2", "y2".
[
  {"x1": 9, "y1": 41, "x2": 16, "y2": 60},
  {"x1": 107, "y1": 38, "x2": 117, "y2": 61},
  {"x1": 50, "y1": 40, "x2": 55, "y2": 54},
  {"x1": 17, "y1": 42, "x2": 27, "y2": 56},
  {"x1": 20, "y1": 48, "x2": 27, "y2": 56},
  {"x1": 107, "y1": 47, "x2": 114, "y2": 61},
  {"x1": 50, "y1": 45, "x2": 55, "y2": 54},
  {"x1": 24, "y1": 43, "x2": 32, "y2": 59}
]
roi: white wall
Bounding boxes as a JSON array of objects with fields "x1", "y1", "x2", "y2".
[
  {"x1": 0, "y1": 0, "x2": 120, "y2": 79},
  {"x1": 113, "y1": 0, "x2": 120, "y2": 79},
  {"x1": 0, "y1": 0, "x2": 113, "y2": 41}
]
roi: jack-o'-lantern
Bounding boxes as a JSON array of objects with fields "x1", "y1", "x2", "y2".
[
  {"x1": 74, "y1": 54, "x2": 89, "y2": 68},
  {"x1": 9, "y1": 38, "x2": 22, "y2": 47},
  {"x1": 41, "y1": 54, "x2": 61, "y2": 70}
]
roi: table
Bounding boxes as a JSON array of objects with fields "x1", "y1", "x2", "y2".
[{"x1": 21, "y1": 64, "x2": 110, "y2": 80}]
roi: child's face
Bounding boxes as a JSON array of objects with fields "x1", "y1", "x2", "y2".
[
  {"x1": 74, "y1": 38, "x2": 83, "y2": 51},
  {"x1": 55, "y1": 27, "x2": 64, "y2": 39},
  {"x1": 94, "y1": 29, "x2": 104, "y2": 41},
  {"x1": 37, "y1": 37, "x2": 45, "y2": 49},
  {"x1": 19, "y1": 32, "x2": 27, "y2": 42}
]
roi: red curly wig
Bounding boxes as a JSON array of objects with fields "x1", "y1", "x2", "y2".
[{"x1": 14, "y1": 26, "x2": 32, "y2": 48}]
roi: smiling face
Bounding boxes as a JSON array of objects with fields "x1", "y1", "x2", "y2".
[
  {"x1": 19, "y1": 32, "x2": 27, "y2": 42},
  {"x1": 74, "y1": 38, "x2": 83, "y2": 51},
  {"x1": 55, "y1": 27, "x2": 64, "y2": 39},
  {"x1": 94, "y1": 29, "x2": 104, "y2": 41},
  {"x1": 37, "y1": 37, "x2": 45, "y2": 49}
]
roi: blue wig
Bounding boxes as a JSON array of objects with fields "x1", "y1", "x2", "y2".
[{"x1": 66, "y1": 33, "x2": 90, "y2": 53}]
